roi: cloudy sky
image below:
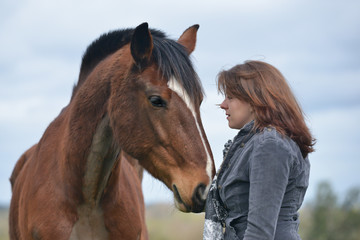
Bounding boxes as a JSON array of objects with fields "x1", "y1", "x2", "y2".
[{"x1": 1, "y1": 0, "x2": 359, "y2": 206}]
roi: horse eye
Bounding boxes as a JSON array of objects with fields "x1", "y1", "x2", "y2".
[{"x1": 148, "y1": 95, "x2": 167, "y2": 108}]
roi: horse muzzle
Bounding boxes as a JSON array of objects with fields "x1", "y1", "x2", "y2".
[{"x1": 172, "y1": 183, "x2": 208, "y2": 213}]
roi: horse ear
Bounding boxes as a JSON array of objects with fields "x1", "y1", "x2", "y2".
[
  {"x1": 177, "y1": 24, "x2": 199, "y2": 55},
  {"x1": 131, "y1": 22, "x2": 153, "y2": 66}
]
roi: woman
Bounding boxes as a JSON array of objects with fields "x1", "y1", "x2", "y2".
[{"x1": 203, "y1": 61, "x2": 315, "y2": 240}]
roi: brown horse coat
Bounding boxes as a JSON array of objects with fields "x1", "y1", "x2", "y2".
[{"x1": 10, "y1": 23, "x2": 215, "y2": 240}]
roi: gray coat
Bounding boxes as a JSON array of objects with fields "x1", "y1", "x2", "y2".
[{"x1": 204, "y1": 121, "x2": 310, "y2": 240}]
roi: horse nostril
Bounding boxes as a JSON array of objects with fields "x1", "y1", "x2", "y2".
[
  {"x1": 173, "y1": 184, "x2": 191, "y2": 212},
  {"x1": 173, "y1": 184, "x2": 183, "y2": 205},
  {"x1": 197, "y1": 183, "x2": 206, "y2": 199},
  {"x1": 191, "y1": 183, "x2": 207, "y2": 213}
]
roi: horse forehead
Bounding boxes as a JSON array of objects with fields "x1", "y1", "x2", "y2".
[
  {"x1": 167, "y1": 77, "x2": 196, "y2": 111},
  {"x1": 141, "y1": 65, "x2": 167, "y2": 86}
]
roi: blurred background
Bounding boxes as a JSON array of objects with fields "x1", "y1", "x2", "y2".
[{"x1": 1, "y1": 0, "x2": 359, "y2": 239}]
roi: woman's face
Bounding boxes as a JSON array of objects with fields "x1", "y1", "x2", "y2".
[{"x1": 220, "y1": 95, "x2": 254, "y2": 129}]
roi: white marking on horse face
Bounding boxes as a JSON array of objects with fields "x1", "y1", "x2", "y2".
[{"x1": 167, "y1": 77, "x2": 213, "y2": 199}]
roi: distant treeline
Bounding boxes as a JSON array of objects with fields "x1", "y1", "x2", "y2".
[{"x1": 299, "y1": 181, "x2": 360, "y2": 239}]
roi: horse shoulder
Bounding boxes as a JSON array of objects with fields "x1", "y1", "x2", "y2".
[
  {"x1": 9, "y1": 144, "x2": 37, "y2": 190},
  {"x1": 9, "y1": 144, "x2": 37, "y2": 239}
]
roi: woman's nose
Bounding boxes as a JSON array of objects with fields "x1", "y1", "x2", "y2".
[{"x1": 220, "y1": 100, "x2": 227, "y2": 109}]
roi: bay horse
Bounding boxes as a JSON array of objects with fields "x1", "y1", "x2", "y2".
[{"x1": 9, "y1": 23, "x2": 215, "y2": 240}]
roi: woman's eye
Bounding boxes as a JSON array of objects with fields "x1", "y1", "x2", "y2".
[{"x1": 148, "y1": 95, "x2": 167, "y2": 108}]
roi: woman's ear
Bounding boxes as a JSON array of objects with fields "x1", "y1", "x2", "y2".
[{"x1": 250, "y1": 105, "x2": 255, "y2": 114}]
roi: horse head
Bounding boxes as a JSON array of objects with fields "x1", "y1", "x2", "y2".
[{"x1": 108, "y1": 23, "x2": 215, "y2": 213}]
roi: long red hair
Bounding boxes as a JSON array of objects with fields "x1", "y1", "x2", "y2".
[{"x1": 217, "y1": 60, "x2": 315, "y2": 158}]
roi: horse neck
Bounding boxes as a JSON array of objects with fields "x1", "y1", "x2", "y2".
[
  {"x1": 64, "y1": 69, "x2": 122, "y2": 207},
  {"x1": 81, "y1": 115, "x2": 120, "y2": 206}
]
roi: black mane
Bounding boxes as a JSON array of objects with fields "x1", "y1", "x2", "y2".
[{"x1": 72, "y1": 27, "x2": 203, "y2": 104}]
